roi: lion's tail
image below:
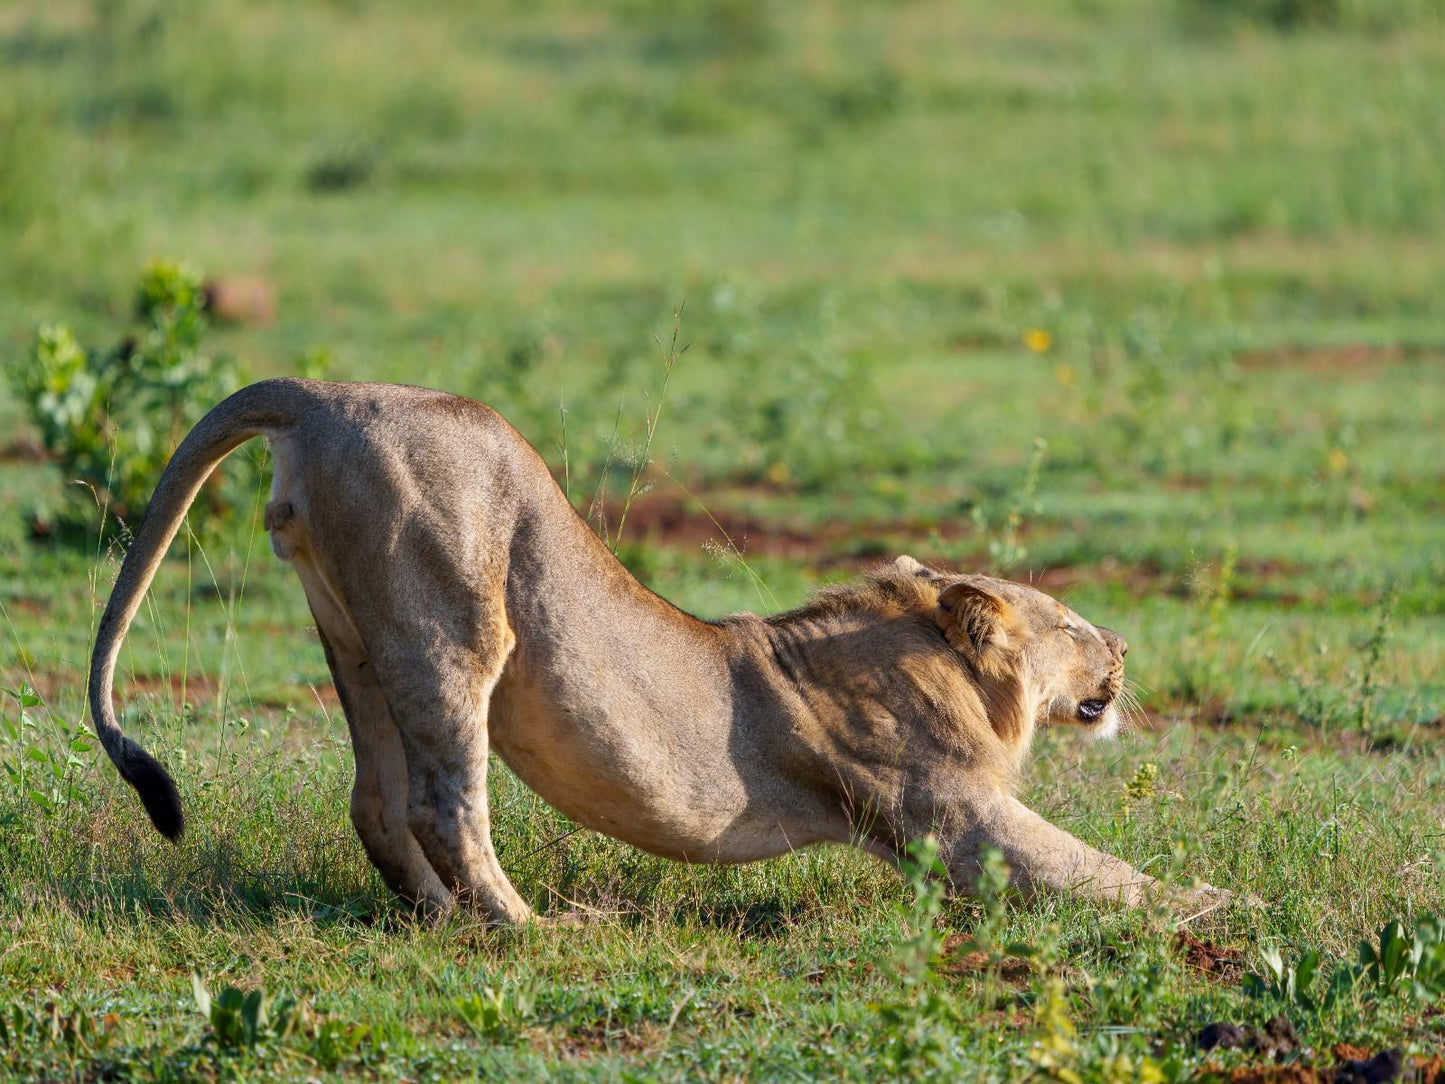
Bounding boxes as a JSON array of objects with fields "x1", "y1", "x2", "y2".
[{"x1": 89, "y1": 378, "x2": 310, "y2": 840}]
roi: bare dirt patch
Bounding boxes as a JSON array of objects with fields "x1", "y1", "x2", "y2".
[
  {"x1": 608, "y1": 493, "x2": 861, "y2": 564},
  {"x1": 125, "y1": 673, "x2": 340, "y2": 710},
  {"x1": 1198, "y1": 1016, "x2": 1299, "y2": 1059},
  {"x1": 2, "y1": 595, "x2": 49, "y2": 617},
  {"x1": 598, "y1": 494, "x2": 1316, "y2": 611},
  {"x1": 1176, "y1": 930, "x2": 1247, "y2": 985},
  {"x1": 939, "y1": 934, "x2": 1033, "y2": 986},
  {"x1": 550, "y1": 1019, "x2": 669, "y2": 1062},
  {"x1": 1211, "y1": 1067, "x2": 1324, "y2": 1084},
  {"x1": 1200, "y1": 1045, "x2": 1444, "y2": 1084},
  {"x1": 125, "y1": 673, "x2": 222, "y2": 701},
  {"x1": 1234, "y1": 343, "x2": 1428, "y2": 375}
]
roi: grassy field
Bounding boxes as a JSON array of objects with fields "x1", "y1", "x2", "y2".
[{"x1": 2, "y1": 0, "x2": 1444, "y2": 1080}]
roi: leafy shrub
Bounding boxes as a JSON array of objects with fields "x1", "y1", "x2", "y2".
[
  {"x1": 0, "y1": 683, "x2": 93, "y2": 815},
  {"x1": 192, "y1": 974, "x2": 297, "y2": 1052},
  {"x1": 309, "y1": 1018, "x2": 371, "y2": 1071},
  {"x1": 1243, "y1": 944, "x2": 1333, "y2": 1009},
  {"x1": 7, "y1": 260, "x2": 247, "y2": 536},
  {"x1": 454, "y1": 984, "x2": 537, "y2": 1043},
  {"x1": 1244, "y1": 915, "x2": 1445, "y2": 1013},
  {"x1": 1357, "y1": 916, "x2": 1445, "y2": 1000}
]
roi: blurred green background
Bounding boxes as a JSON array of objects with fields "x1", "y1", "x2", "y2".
[
  {"x1": 1, "y1": 1, "x2": 1443, "y2": 1078},
  {"x1": 1, "y1": 0, "x2": 1439, "y2": 724}
]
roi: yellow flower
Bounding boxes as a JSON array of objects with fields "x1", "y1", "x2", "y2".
[
  {"x1": 1327, "y1": 448, "x2": 1349, "y2": 473},
  {"x1": 1024, "y1": 328, "x2": 1053, "y2": 353}
]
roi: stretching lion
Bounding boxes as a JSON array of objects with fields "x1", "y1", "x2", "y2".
[{"x1": 90, "y1": 379, "x2": 1223, "y2": 922}]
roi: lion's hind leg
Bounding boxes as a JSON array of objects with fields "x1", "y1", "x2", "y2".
[
  {"x1": 318, "y1": 630, "x2": 454, "y2": 920},
  {"x1": 371, "y1": 637, "x2": 534, "y2": 926}
]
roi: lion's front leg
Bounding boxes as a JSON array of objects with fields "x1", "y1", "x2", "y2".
[{"x1": 946, "y1": 794, "x2": 1161, "y2": 908}]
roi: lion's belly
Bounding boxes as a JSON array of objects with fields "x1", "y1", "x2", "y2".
[{"x1": 488, "y1": 675, "x2": 803, "y2": 864}]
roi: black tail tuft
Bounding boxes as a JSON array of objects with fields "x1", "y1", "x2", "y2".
[{"x1": 118, "y1": 739, "x2": 185, "y2": 841}]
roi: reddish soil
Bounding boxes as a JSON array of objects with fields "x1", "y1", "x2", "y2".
[
  {"x1": 1210, "y1": 1067, "x2": 1322, "y2": 1084},
  {"x1": 608, "y1": 493, "x2": 865, "y2": 564},
  {"x1": 124, "y1": 676, "x2": 341, "y2": 708},
  {"x1": 598, "y1": 492, "x2": 987, "y2": 570},
  {"x1": 554, "y1": 1021, "x2": 663, "y2": 1060},
  {"x1": 2, "y1": 595, "x2": 48, "y2": 617},
  {"x1": 125, "y1": 673, "x2": 223, "y2": 701},
  {"x1": 1234, "y1": 343, "x2": 1425, "y2": 375},
  {"x1": 1175, "y1": 931, "x2": 1248, "y2": 985},
  {"x1": 0, "y1": 436, "x2": 49, "y2": 463},
  {"x1": 939, "y1": 934, "x2": 1033, "y2": 986},
  {"x1": 37, "y1": 671, "x2": 341, "y2": 710},
  {"x1": 1202, "y1": 1051, "x2": 1445, "y2": 1084},
  {"x1": 202, "y1": 276, "x2": 277, "y2": 325},
  {"x1": 604, "y1": 493, "x2": 1315, "y2": 604},
  {"x1": 1331, "y1": 1045, "x2": 1374, "y2": 1063}
]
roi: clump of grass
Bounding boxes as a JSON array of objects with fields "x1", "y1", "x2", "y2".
[
  {"x1": 583, "y1": 304, "x2": 688, "y2": 551},
  {"x1": 977, "y1": 436, "x2": 1048, "y2": 572},
  {"x1": 1353, "y1": 584, "x2": 1398, "y2": 739}
]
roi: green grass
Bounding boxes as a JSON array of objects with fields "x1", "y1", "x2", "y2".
[{"x1": 2, "y1": 0, "x2": 1444, "y2": 1079}]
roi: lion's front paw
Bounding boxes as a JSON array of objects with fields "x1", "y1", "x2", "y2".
[
  {"x1": 529, "y1": 908, "x2": 598, "y2": 930},
  {"x1": 1174, "y1": 882, "x2": 1265, "y2": 916},
  {"x1": 1182, "y1": 883, "x2": 1231, "y2": 911}
]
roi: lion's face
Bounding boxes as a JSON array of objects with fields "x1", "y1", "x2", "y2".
[
  {"x1": 974, "y1": 576, "x2": 1129, "y2": 737},
  {"x1": 914, "y1": 561, "x2": 1130, "y2": 739}
]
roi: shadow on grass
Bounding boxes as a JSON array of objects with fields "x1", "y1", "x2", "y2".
[
  {"x1": 5, "y1": 799, "x2": 409, "y2": 931},
  {"x1": 680, "y1": 896, "x2": 818, "y2": 937}
]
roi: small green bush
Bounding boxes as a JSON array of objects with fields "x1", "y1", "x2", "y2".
[
  {"x1": 1244, "y1": 915, "x2": 1445, "y2": 1012},
  {"x1": 192, "y1": 973, "x2": 298, "y2": 1053},
  {"x1": 7, "y1": 260, "x2": 247, "y2": 537}
]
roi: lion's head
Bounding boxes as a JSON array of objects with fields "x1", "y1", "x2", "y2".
[
  {"x1": 924, "y1": 563, "x2": 1130, "y2": 740},
  {"x1": 789, "y1": 555, "x2": 1134, "y2": 759}
]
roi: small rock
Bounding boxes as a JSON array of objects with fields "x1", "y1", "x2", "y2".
[
  {"x1": 202, "y1": 276, "x2": 277, "y2": 325},
  {"x1": 1256, "y1": 1014, "x2": 1300, "y2": 1057},
  {"x1": 1335, "y1": 1049, "x2": 1404, "y2": 1084},
  {"x1": 1198, "y1": 1021, "x2": 1247, "y2": 1050}
]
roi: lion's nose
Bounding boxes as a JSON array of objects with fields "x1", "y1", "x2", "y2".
[{"x1": 1100, "y1": 627, "x2": 1128, "y2": 658}]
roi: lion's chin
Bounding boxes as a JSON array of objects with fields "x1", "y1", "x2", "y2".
[
  {"x1": 1086, "y1": 703, "x2": 1123, "y2": 741},
  {"x1": 1047, "y1": 697, "x2": 1123, "y2": 740}
]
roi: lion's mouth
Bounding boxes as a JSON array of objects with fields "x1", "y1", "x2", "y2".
[{"x1": 1077, "y1": 699, "x2": 1111, "y2": 722}]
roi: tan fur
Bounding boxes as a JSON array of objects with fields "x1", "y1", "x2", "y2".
[{"x1": 89, "y1": 379, "x2": 1226, "y2": 923}]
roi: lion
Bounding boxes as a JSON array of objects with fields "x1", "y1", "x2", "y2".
[{"x1": 89, "y1": 378, "x2": 1224, "y2": 922}]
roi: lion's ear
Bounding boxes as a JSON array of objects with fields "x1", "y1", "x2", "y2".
[
  {"x1": 893, "y1": 554, "x2": 930, "y2": 577},
  {"x1": 935, "y1": 581, "x2": 1025, "y2": 675}
]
